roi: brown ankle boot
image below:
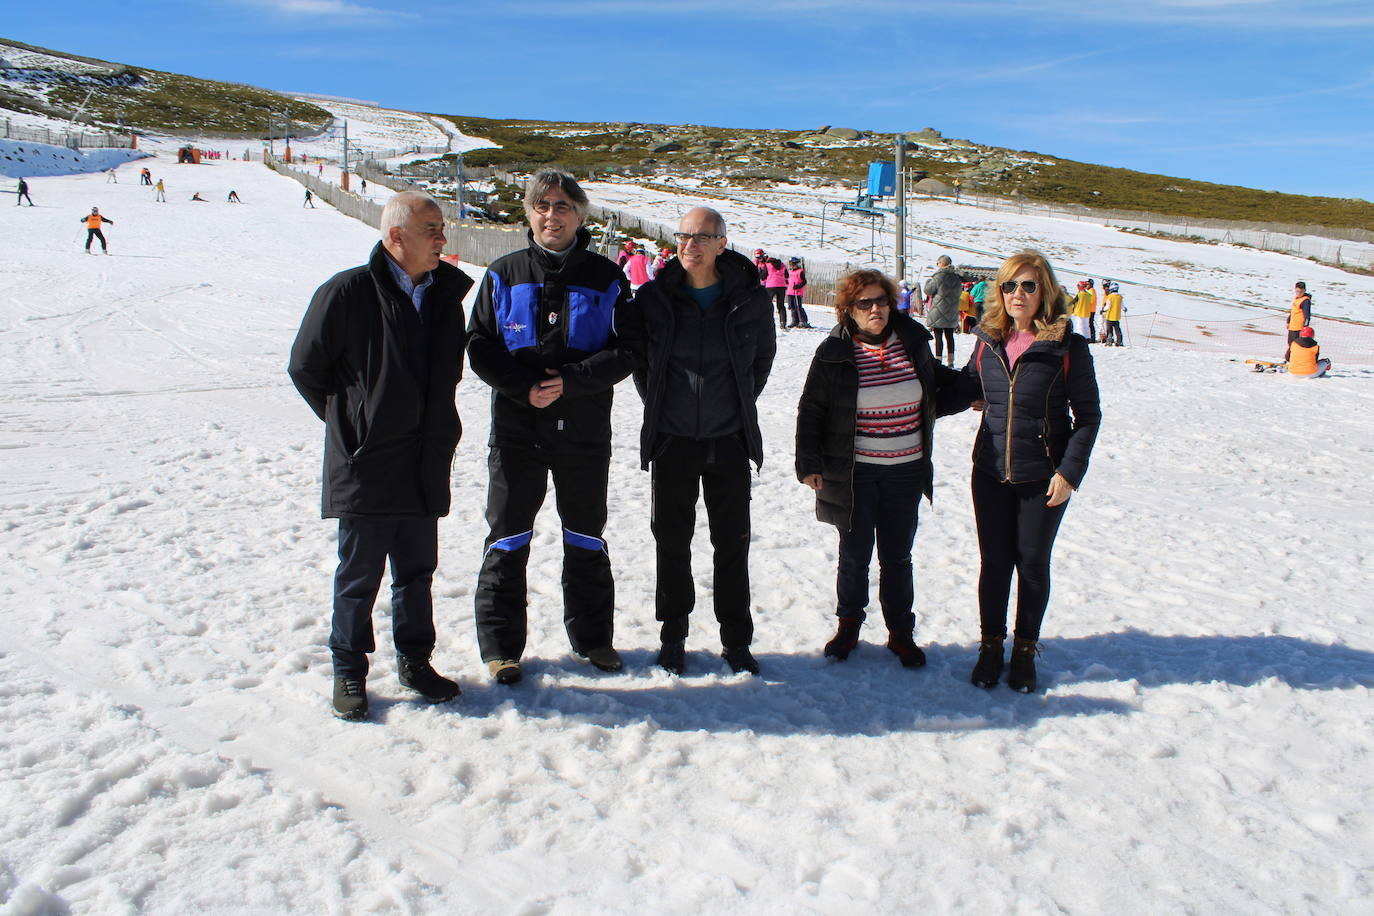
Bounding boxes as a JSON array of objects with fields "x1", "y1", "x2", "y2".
[
  {"x1": 1007, "y1": 638, "x2": 1040, "y2": 693},
  {"x1": 970, "y1": 637, "x2": 1004, "y2": 688},
  {"x1": 824, "y1": 617, "x2": 862, "y2": 660}
]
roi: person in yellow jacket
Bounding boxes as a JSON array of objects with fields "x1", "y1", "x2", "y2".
[
  {"x1": 1101, "y1": 282, "x2": 1125, "y2": 346},
  {"x1": 1283, "y1": 281, "x2": 1312, "y2": 361},
  {"x1": 1287, "y1": 326, "x2": 1331, "y2": 378},
  {"x1": 1071, "y1": 281, "x2": 1093, "y2": 338},
  {"x1": 80, "y1": 207, "x2": 114, "y2": 254},
  {"x1": 959, "y1": 282, "x2": 977, "y2": 332}
]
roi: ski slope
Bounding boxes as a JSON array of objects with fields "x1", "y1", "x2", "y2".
[{"x1": 1, "y1": 153, "x2": 1373, "y2": 915}]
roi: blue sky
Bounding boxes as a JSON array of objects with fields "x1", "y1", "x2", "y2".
[{"x1": 9, "y1": 0, "x2": 1374, "y2": 201}]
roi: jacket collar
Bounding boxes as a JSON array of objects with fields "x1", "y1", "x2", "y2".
[
  {"x1": 655, "y1": 247, "x2": 760, "y2": 303},
  {"x1": 526, "y1": 226, "x2": 592, "y2": 272},
  {"x1": 818, "y1": 311, "x2": 933, "y2": 361}
]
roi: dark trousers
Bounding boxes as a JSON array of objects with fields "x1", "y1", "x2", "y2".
[
  {"x1": 331, "y1": 517, "x2": 439, "y2": 678},
  {"x1": 932, "y1": 327, "x2": 955, "y2": 362},
  {"x1": 1284, "y1": 329, "x2": 1301, "y2": 361},
  {"x1": 836, "y1": 461, "x2": 925, "y2": 635},
  {"x1": 786, "y1": 294, "x2": 806, "y2": 326},
  {"x1": 971, "y1": 469, "x2": 1068, "y2": 642},
  {"x1": 1106, "y1": 319, "x2": 1123, "y2": 345},
  {"x1": 474, "y1": 447, "x2": 614, "y2": 661},
  {"x1": 85, "y1": 228, "x2": 106, "y2": 251},
  {"x1": 17, "y1": 191, "x2": 33, "y2": 206},
  {"x1": 651, "y1": 435, "x2": 753, "y2": 647},
  {"x1": 768, "y1": 288, "x2": 787, "y2": 327}
]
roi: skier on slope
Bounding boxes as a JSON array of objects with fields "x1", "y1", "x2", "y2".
[
  {"x1": 1287, "y1": 326, "x2": 1331, "y2": 378},
  {"x1": 80, "y1": 207, "x2": 114, "y2": 254}
]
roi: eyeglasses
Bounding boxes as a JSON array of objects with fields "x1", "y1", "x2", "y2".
[
  {"x1": 672, "y1": 232, "x2": 723, "y2": 245},
  {"x1": 999, "y1": 280, "x2": 1039, "y2": 295},
  {"x1": 532, "y1": 200, "x2": 575, "y2": 216},
  {"x1": 852, "y1": 296, "x2": 890, "y2": 311}
]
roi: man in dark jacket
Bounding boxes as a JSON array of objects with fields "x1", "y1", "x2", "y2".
[
  {"x1": 466, "y1": 169, "x2": 631, "y2": 685},
  {"x1": 288, "y1": 192, "x2": 473, "y2": 721},
  {"x1": 620, "y1": 206, "x2": 776, "y2": 676}
]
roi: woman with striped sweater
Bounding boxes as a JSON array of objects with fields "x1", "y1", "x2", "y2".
[{"x1": 795, "y1": 269, "x2": 963, "y2": 667}]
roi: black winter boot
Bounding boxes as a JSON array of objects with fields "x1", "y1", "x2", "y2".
[
  {"x1": 1007, "y1": 639, "x2": 1040, "y2": 693},
  {"x1": 721, "y1": 645, "x2": 759, "y2": 676},
  {"x1": 970, "y1": 637, "x2": 1004, "y2": 689},
  {"x1": 656, "y1": 641, "x2": 686, "y2": 675},
  {"x1": 332, "y1": 676, "x2": 368, "y2": 720},
  {"x1": 398, "y1": 656, "x2": 461, "y2": 702},
  {"x1": 823, "y1": 617, "x2": 862, "y2": 660}
]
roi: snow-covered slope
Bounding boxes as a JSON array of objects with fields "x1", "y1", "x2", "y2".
[{"x1": 1, "y1": 154, "x2": 1372, "y2": 914}]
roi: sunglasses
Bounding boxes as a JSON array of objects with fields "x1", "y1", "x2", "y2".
[
  {"x1": 999, "y1": 280, "x2": 1039, "y2": 295},
  {"x1": 852, "y1": 296, "x2": 890, "y2": 311}
]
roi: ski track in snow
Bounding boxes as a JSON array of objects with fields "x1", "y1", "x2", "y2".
[{"x1": 1, "y1": 147, "x2": 1373, "y2": 915}]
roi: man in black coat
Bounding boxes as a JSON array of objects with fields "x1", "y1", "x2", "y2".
[
  {"x1": 620, "y1": 206, "x2": 776, "y2": 676},
  {"x1": 288, "y1": 192, "x2": 473, "y2": 720},
  {"x1": 466, "y1": 169, "x2": 632, "y2": 685}
]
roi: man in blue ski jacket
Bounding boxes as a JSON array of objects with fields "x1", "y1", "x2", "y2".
[{"x1": 466, "y1": 169, "x2": 632, "y2": 685}]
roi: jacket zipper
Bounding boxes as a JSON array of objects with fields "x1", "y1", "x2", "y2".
[{"x1": 984, "y1": 342, "x2": 1018, "y2": 481}]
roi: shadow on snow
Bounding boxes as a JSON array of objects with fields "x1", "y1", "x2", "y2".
[{"x1": 392, "y1": 629, "x2": 1373, "y2": 736}]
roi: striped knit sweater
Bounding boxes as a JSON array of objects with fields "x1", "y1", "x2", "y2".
[{"x1": 853, "y1": 333, "x2": 924, "y2": 465}]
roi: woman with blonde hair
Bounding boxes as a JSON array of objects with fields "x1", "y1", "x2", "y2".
[
  {"x1": 796, "y1": 269, "x2": 962, "y2": 667},
  {"x1": 958, "y1": 250, "x2": 1101, "y2": 692}
]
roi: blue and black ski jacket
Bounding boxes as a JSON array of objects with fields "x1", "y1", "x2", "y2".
[{"x1": 467, "y1": 228, "x2": 632, "y2": 455}]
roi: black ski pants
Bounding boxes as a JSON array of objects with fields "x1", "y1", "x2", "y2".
[
  {"x1": 932, "y1": 327, "x2": 955, "y2": 362},
  {"x1": 85, "y1": 228, "x2": 107, "y2": 252},
  {"x1": 1106, "y1": 319, "x2": 1123, "y2": 346},
  {"x1": 330, "y1": 517, "x2": 438, "y2": 678},
  {"x1": 474, "y1": 446, "x2": 614, "y2": 662},
  {"x1": 971, "y1": 468, "x2": 1068, "y2": 642},
  {"x1": 651, "y1": 434, "x2": 753, "y2": 648},
  {"x1": 768, "y1": 287, "x2": 787, "y2": 328},
  {"x1": 836, "y1": 461, "x2": 925, "y2": 636}
]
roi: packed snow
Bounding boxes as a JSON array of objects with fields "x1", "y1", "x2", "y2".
[{"x1": 2, "y1": 145, "x2": 1373, "y2": 915}]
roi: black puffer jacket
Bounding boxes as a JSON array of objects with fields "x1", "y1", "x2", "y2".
[
  {"x1": 288, "y1": 243, "x2": 474, "y2": 519},
  {"x1": 621, "y1": 249, "x2": 776, "y2": 470},
  {"x1": 795, "y1": 312, "x2": 964, "y2": 529},
  {"x1": 958, "y1": 318, "x2": 1100, "y2": 487},
  {"x1": 466, "y1": 228, "x2": 631, "y2": 455}
]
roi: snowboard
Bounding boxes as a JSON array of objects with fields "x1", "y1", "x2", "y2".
[{"x1": 1245, "y1": 359, "x2": 1285, "y2": 373}]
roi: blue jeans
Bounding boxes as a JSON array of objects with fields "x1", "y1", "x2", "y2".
[
  {"x1": 836, "y1": 461, "x2": 926, "y2": 635},
  {"x1": 331, "y1": 517, "x2": 438, "y2": 677}
]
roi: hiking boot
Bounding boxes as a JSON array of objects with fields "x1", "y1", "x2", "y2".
[
  {"x1": 577, "y1": 646, "x2": 624, "y2": 673},
  {"x1": 886, "y1": 634, "x2": 927, "y2": 668},
  {"x1": 970, "y1": 637, "x2": 1005, "y2": 688},
  {"x1": 823, "y1": 617, "x2": 862, "y2": 661},
  {"x1": 487, "y1": 658, "x2": 523, "y2": 685},
  {"x1": 657, "y1": 640, "x2": 686, "y2": 675},
  {"x1": 721, "y1": 646, "x2": 759, "y2": 676},
  {"x1": 397, "y1": 655, "x2": 460, "y2": 703},
  {"x1": 1008, "y1": 639, "x2": 1039, "y2": 693},
  {"x1": 332, "y1": 676, "x2": 368, "y2": 721}
]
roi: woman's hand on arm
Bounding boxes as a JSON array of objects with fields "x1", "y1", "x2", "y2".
[{"x1": 802, "y1": 474, "x2": 824, "y2": 491}]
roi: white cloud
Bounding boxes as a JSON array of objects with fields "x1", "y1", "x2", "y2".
[{"x1": 232, "y1": 0, "x2": 408, "y2": 19}]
